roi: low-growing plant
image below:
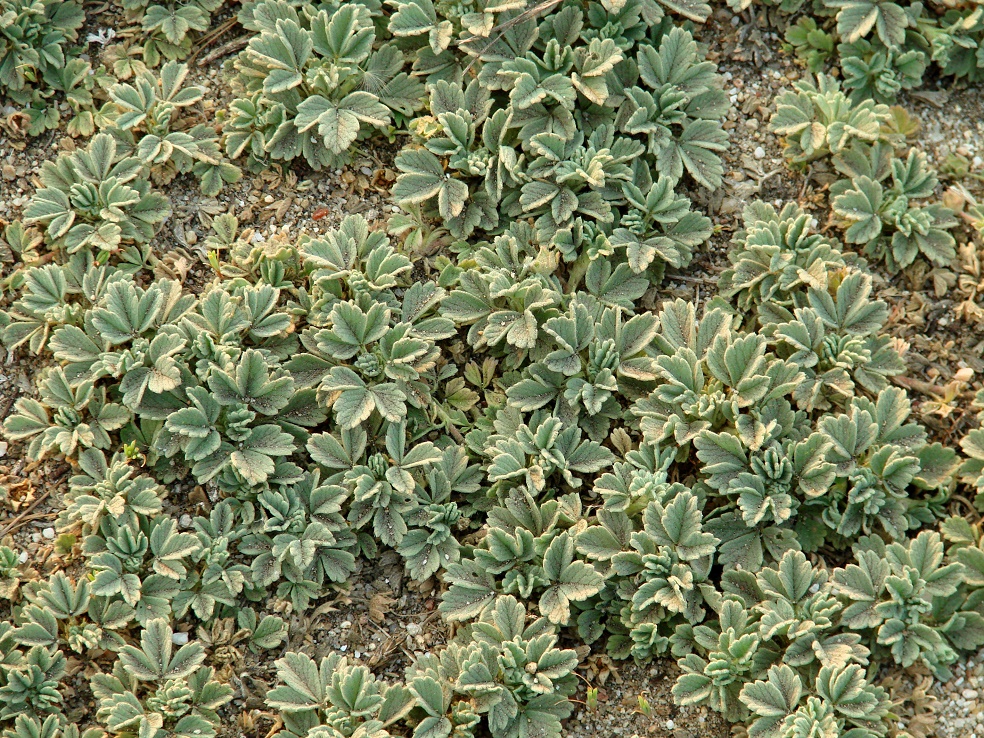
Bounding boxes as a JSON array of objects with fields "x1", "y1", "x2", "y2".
[
  {"x1": 266, "y1": 649, "x2": 414, "y2": 738},
  {"x1": 391, "y1": 20, "x2": 726, "y2": 257},
  {"x1": 0, "y1": 0, "x2": 85, "y2": 105},
  {"x1": 92, "y1": 618, "x2": 232, "y2": 738},
  {"x1": 101, "y1": 61, "x2": 242, "y2": 195},
  {"x1": 771, "y1": 74, "x2": 892, "y2": 165},
  {"x1": 21, "y1": 133, "x2": 171, "y2": 260},
  {"x1": 3, "y1": 4, "x2": 984, "y2": 738},
  {"x1": 225, "y1": 3, "x2": 424, "y2": 172},
  {"x1": 772, "y1": 77, "x2": 957, "y2": 272},
  {"x1": 408, "y1": 596, "x2": 579, "y2": 738},
  {"x1": 753, "y1": 0, "x2": 984, "y2": 103},
  {"x1": 718, "y1": 201, "x2": 850, "y2": 318},
  {"x1": 831, "y1": 147, "x2": 958, "y2": 271},
  {"x1": 19, "y1": 59, "x2": 114, "y2": 138},
  {"x1": 114, "y1": 0, "x2": 224, "y2": 65}
]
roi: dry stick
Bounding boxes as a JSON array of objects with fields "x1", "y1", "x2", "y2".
[
  {"x1": 7, "y1": 512, "x2": 56, "y2": 528},
  {"x1": 194, "y1": 16, "x2": 238, "y2": 52},
  {"x1": 892, "y1": 374, "x2": 947, "y2": 397},
  {"x1": 459, "y1": 0, "x2": 564, "y2": 76},
  {"x1": 197, "y1": 36, "x2": 251, "y2": 67},
  {"x1": 0, "y1": 468, "x2": 68, "y2": 538},
  {"x1": 672, "y1": 274, "x2": 715, "y2": 283},
  {"x1": 1, "y1": 491, "x2": 53, "y2": 538},
  {"x1": 187, "y1": 17, "x2": 240, "y2": 66}
]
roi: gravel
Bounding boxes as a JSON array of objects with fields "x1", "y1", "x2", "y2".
[{"x1": 936, "y1": 650, "x2": 984, "y2": 737}]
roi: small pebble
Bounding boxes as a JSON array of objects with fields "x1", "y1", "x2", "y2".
[
  {"x1": 171, "y1": 632, "x2": 189, "y2": 645},
  {"x1": 179, "y1": 514, "x2": 193, "y2": 528},
  {"x1": 754, "y1": 146, "x2": 766, "y2": 159},
  {"x1": 406, "y1": 623, "x2": 422, "y2": 636},
  {"x1": 665, "y1": 720, "x2": 675, "y2": 730},
  {"x1": 42, "y1": 527, "x2": 55, "y2": 540}
]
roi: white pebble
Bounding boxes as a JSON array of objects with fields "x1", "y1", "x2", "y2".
[
  {"x1": 754, "y1": 146, "x2": 766, "y2": 159},
  {"x1": 665, "y1": 720, "x2": 675, "y2": 730},
  {"x1": 42, "y1": 527, "x2": 55, "y2": 540},
  {"x1": 179, "y1": 514, "x2": 193, "y2": 528},
  {"x1": 340, "y1": 620, "x2": 352, "y2": 629},
  {"x1": 406, "y1": 623, "x2": 422, "y2": 636},
  {"x1": 974, "y1": 156, "x2": 983, "y2": 168},
  {"x1": 171, "y1": 632, "x2": 190, "y2": 645},
  {"x1": 18, "y1": 551, "x2": 28, "y2": 564},
  {"x1": 964, "y1": 689, "x2": 979, "y2": 699}
]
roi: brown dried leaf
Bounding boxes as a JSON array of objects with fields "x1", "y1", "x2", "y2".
[
  {"x1": 368, "y1": 592, "x2": 395, "y2": 624},
  {"x1": 932, "y1": 269, "x2": 956, "y2": 299}
]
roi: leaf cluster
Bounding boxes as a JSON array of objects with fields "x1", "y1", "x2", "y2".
[
  {"x1": 771, "y1": 78, "x2": 957, "y2": 272},
  {"x1": 114, "y1": 0, "x2": 224, "y2": 65},
  {"x1": 226, "y1": 3, "x2": 424, "y2": 171},
  {"x1": 0, "y1": 0, "x2": 85, "y2": 106},
  {"x1": 100, "y1": 61, "x2": 242, "y2": 196},
  {"x1": 761, "y1": 0, "x2": 984, "y2": 104}
]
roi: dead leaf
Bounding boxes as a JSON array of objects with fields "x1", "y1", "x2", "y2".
[
  {"x1": 368, "y1": 592, "x2": 395, "y2": 624},
  {"x1": 909, "y1": 89, "x2": 949, "y2": 108}
]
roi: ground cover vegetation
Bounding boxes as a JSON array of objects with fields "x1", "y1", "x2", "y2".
[{"x1": 1, "y1": 1, "x2": 984, "y2": 737}]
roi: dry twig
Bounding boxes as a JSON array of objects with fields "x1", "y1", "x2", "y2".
[{"x1": 187, "y1": 17, "x2": 240, "y2": 65}]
